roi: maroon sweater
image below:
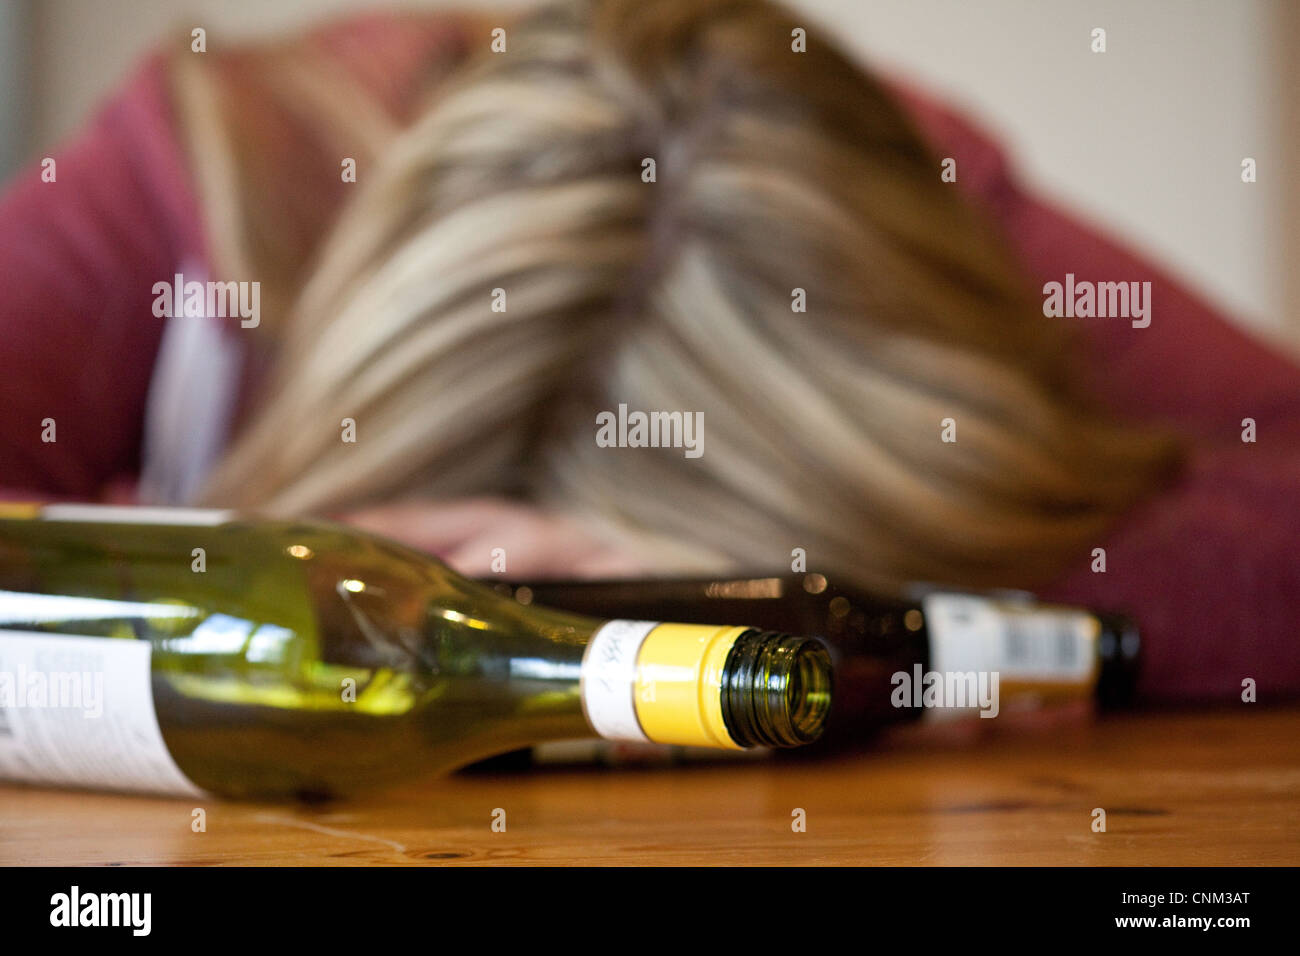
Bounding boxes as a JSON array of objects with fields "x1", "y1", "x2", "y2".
[{"x1": 1, "y1": 13, "x2": 1298, "y2": 705}]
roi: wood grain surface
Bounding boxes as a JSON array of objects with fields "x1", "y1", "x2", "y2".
[{"x1": 2, "y1": 705, "x2": 1296, "y2": 865}]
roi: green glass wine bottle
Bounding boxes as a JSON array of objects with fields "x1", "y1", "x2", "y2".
[{"x1": 0, "y1": 504, "x2": 832, "y2": 800}]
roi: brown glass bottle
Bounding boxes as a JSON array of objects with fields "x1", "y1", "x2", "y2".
[{"x1": 485, "y1": 573, "x2": 1141, "y2": 752}]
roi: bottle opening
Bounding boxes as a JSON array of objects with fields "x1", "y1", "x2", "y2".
[{"x1": 720, "y1": 630, "x2": 833, "y2": 748}]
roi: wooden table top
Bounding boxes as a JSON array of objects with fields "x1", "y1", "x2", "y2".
[{"x1": 3, "y1": 705, "x2": 1296, "y2": 866}]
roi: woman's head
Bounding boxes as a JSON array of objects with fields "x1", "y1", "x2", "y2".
[{"x1": 190, "y1": 0, "x2": 1179, "y2": 592}]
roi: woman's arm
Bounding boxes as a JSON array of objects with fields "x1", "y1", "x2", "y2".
[
  {"x1": 892, "y1": 78, "x2": 1300, "y2": 442},
  {"x1": 891, "y1": 81, "x2": 1300, "y2": 702},
  {"x1": 0, "y1": 55, "x2": 206, "y2": 498}
]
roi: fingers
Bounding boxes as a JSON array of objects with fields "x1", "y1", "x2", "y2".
[
  {"x1": 337, "y1": 497, "x2": 648, "y2": 579},
  {"x1": 340, "y1": 497, "x2": 525, "y2": 556},
  {"x1": 441, "y1": 507, "x2": 646, "y2": 579}
]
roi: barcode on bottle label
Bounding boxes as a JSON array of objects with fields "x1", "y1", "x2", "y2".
[
  {"x1": 1002, "y1": 613, "x2": 1084, "y2": 672},
  {"x1": 0, "y1": 630, "x2": 206, "y2": 796},
  {"x1": 920, "y1": 593, "x2": 1099, "y2": 719}
]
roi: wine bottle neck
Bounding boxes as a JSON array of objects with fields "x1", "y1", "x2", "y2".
[
  {"x1": 579, "y1": 621, "x2": 832, "y2": 750},
  {"x1": 719, "y1": 629, "x2": 833, "y2": 747}
]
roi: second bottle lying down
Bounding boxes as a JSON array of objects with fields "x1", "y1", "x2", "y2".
[
  {"x1": 475, "y1": 573, "x2": 1142, "y2": 767},
  {"x1": 0, "y1": 505, "x2": 833, "y2": 800}
]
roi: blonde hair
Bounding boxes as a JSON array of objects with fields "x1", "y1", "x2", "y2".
[{"x1": 184, "y1": 0, "x2": 1179, "y2": 592}]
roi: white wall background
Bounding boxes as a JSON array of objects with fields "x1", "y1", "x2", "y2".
[
  {"x1": 13, "y1": 0, "x2": 1298, "y2": 342},
  {"x1": 0, "y1": 1, "x2": 30, "y2": 179}
]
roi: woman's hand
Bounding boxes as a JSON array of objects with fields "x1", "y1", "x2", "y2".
[{"x1": 337, "y1": 496, "x2": 648, "y2": 579}]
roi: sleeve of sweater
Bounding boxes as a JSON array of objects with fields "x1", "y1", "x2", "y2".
[
  {"x1": 894, "y1": 81, "x2": 1300, "y2": 703},
  {"x1": 0, "y1": 54, "x2": 207, "y2": 499},
  {"x1": 0, "y1": 13, "x2": 477, "y2": 507}
]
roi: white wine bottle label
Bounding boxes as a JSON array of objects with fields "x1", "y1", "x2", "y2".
[
  {"x1": 0, "y1": 631, "x2": 205, "y2": 797},
  {"x1": 580, "y1": 619, "x2": 658, "y2": 743},
  {"x1": 919, "y1": 593, "x2": 1100, "y2": 721}
]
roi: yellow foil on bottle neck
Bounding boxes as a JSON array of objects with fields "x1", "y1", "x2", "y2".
[
  {"x1": 0, "y1": 503, "x2": 42, "y2": 519},
  {"x1": 633, "y1": 624, "x2": 748, "y2": 750}
]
